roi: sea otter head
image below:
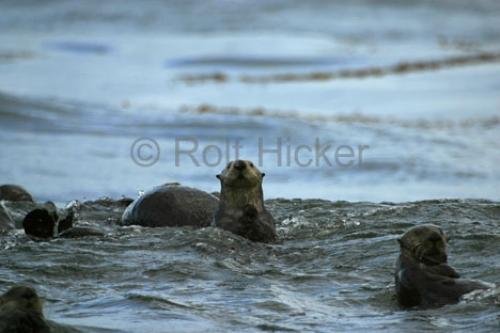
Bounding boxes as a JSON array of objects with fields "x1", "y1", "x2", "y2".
[
  {"x1": 216, "y1": 160, "x2": 265, "y2": 210},
  {"x1": 398, "y1": 224, "x2": 448, "y2": 266},
  {"x1": 0, "y1": 285, "x2": 43, "y2": 315},
  {"x1": 217, "y1": 160, "x2": 264, "y2": 189}
]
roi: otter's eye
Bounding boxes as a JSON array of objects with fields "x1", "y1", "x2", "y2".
[{"x1": 250, "y1": 162, "x2": 254, "y2": 168}]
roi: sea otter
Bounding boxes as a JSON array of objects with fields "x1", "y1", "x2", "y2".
[
  {"x1": 121, "y1": 183, "x2": 219, "y2": 228},
  {"x1": 0, "y1": 285, "x2": 50, "y2": 333},
  {"x1": 395, "y1": 224, "x2": 490, "y2": 308},
  {"x1": 214, "y1": 160, "x2": 277, "y2": 243},
  {"x1": 0, "y1": 286, "x2": 81, "y2": 333}
]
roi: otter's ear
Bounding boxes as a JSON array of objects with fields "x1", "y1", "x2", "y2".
[{"x1": 261, "y1": 173, "x2": 266, "y2": 177}]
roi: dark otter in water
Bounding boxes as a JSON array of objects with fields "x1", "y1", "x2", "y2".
[
  {"x1": 121, "y1": 183, "x2": 219, "y2": 228},
  {"x1": 0, "y1": 286, "x2": 81, "y2": 333},
  {"x1": 0, "y1": 285, "x2": 50, "y2": 333},
  {"x1": 214, "y1": 160, "x2": 277, "y2": 243},
  {"x1": 0, "y1": 184, "x2": 33, "y2": 202},
  {"x1": 395, "y1": 224, "x2": 490, "y2": 308}
]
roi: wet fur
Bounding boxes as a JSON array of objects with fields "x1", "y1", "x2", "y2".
[
  {"x1": 395, "y1": 224, "x2": 489, "y2": 308},
  {"x1": 0, "y1": 286, "x2": 50, "y2": 333},
  {"x1": 214, "y1": 160, "x2": 277, "y2": 243}
]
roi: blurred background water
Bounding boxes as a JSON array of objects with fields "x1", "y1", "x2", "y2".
[
  {"x1": 1, "y1": 0, "x2": 499, "y2": 202},
  {"x1": 0, "y1": 1, "x2": 500, "y2": 332}
]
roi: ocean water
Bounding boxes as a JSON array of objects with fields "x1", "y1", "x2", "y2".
[
  {"x1": 0, "y1": 0, "x2": 499, "y2": 332},
  {"x1": 1, "y1": 198, "x2": 500, "y2": 333}
]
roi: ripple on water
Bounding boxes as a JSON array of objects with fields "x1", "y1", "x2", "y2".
[{"x1": 0, "y1": 198, "x2": 499, "y2": 332}]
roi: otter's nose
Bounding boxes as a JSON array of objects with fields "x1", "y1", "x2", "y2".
[{"x1": 233, "y1": 160, "x2": 246, "y2": 170}]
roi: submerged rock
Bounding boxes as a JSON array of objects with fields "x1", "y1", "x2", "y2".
[
  {"x1": 75, "y1": 197, "x2": 133, "y2": 225},
  {"x1": 58, "y1": 226, "x2": 104, "y2": 238}
]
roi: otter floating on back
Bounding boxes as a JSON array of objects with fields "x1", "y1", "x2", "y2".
[
  {"x1": 395, "y1": 224, "x2": 490, "y2": 308},
  {"x1": 214, "y1": 160, "x2": 277, "y2": 243}
]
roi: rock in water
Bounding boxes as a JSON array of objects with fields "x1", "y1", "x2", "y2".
[
  {"x1": 22, "y1": 202, "x2": 59, "y2": 240},
  {"x1": 0, "y1": 203, "x2": 14, "y2": 234},
  {"x1": 121, "y1": 184, "x2": 219, "y2": 227},
  {"x1": 22, "y1": 202, "x2": 106, "y2": 240},
  {"x1": 58, "y1": 226, "x2": 104, "y2": 238},
  {"x1": 0, "y1": 184, "x2": 34, "y2": 202}
]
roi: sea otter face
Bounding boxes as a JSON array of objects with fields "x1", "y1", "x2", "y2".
[
  {"x1": 0, "y1": 285, "x2": 43, "y2": 315},
  {"x1": 398, "y1": 224, "x2": 448, "y2": 266},
  {"x1": 217, "y1": 160, "x2": 264, "y2": 188}
]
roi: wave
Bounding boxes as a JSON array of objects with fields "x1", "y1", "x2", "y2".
[
  {"x1": 179, "y1": 104, "x2": 500, "y2": 129},
  {"x1": 1, "y1": 198, "x2": 499, "y2": 331},
  {"x1": 44, "y1": 41, "x2": 112, "y2": 55},
  {"x1": 167, "y1": 55, "x2": 355, "y2": 69},
  {"x1": 177, "y1": 51, "x2": 500, "y2": 84}
]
